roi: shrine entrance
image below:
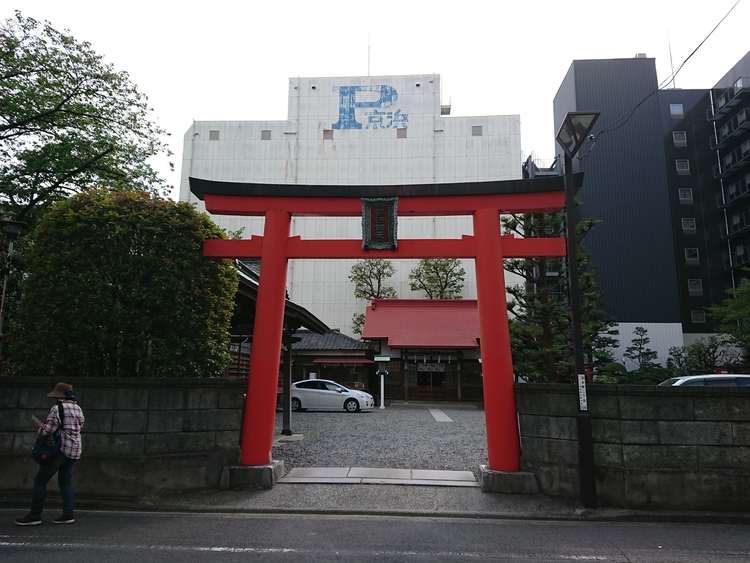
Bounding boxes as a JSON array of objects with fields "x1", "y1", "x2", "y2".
[{"x1": 191, "y1": 175, "x2": 568, "y2": 473}]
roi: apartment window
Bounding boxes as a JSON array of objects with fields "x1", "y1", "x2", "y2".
[
  {"x1": 397, "y1": 127, "x2": 407, "y2": 139},
  {"x1": 261, "y1": 129, "x2": 271, "y2": 140},
  {"x1": 681, "y1": 217, "x2": 697, "y2": 234},
  {"x1": 323, "y1": 129, "x2": 333, "y2": 140},
  {"x1": 688, "y1": 279, "x2": 703, "y2": 296},
  {"x1": 472, "y1": 125, "x2": 483, "y2": 136},
  {"x1": 676, "y1": 159, "x2": 690, "y2": 175},
  {"x1": 685, "y1": 248, "x2": 700, "y2": 265},
  {"x1": 673, "y1": 131, "x2": 687, "y2": 147},
  {"x1": 209, "y1": 130, "x2": 220, "y2": 141},
  {"x1": 678, "y1": 188, "x2": 693, "y2": 204},
  {"x1": 691, "y1": 310, "x2": 707, "y2": 323},
  {"x1": 670, "y1": 103, "x2": 684, "y2": 117}
]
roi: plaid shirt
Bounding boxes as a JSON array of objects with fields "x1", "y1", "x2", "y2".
[{"x1": 38, "y1": 400, "x2": 85, "y2": 459}]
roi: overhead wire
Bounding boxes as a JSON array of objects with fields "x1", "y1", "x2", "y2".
[{"x1": 579, "y1": 0, "x2": 742, "y2": 160}]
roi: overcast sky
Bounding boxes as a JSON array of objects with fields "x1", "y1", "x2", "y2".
[{"x1": 14, "y1": 0, "x2": 750, "y2": 198}]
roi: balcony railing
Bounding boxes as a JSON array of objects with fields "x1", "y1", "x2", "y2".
[
  {"x1": 710, "y1": 108, "x2": 750, "y2": 149},
  {"x1": 717, "y1": 172, "x2": 750, "y2": 208},
  {"x1": 714, "y1": 140, "x2": 750, "y2": 178},
  {"x1": 707, "y1": 77, "x2": 750, "y2": 121},
  {"x1": 722, "y1": 209, "x2": 750, "y2": 239},
  {"x1": 725, "y1": 246, "x2": 750, "y2": 270}
]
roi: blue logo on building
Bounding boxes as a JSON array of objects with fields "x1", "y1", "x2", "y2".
[{"x1": 332, "y1": 85, "x2": 409, "y2": 130}]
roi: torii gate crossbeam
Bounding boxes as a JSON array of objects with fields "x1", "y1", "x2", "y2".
[{"x1": 191, "y1": 177, "x2": 569, "y2": 472}]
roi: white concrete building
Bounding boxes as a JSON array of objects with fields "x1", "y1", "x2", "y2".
[{"x1": 179, "y1": 74, "x2": 522, "y2": 334}]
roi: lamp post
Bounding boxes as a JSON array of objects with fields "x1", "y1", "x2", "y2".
[
  {"x1": 555, "y1": 111, "x2": 600, "y2": 509},
  {"x1": 0, "y1": 219, "x2": 27, "y2": 365}
]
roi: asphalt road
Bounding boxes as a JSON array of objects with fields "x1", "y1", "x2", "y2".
[{"x1": 2, "y1": 510, "x2": 748, "y2": 562}]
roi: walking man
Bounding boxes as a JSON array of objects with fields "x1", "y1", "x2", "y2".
[{"x1": 16, "y1": 382, "x2": 85, "y2": 526}]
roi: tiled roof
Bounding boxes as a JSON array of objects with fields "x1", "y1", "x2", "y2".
[
  {"x1": 293, "y1": 328, "x2": 374, "y2": 351},
  {"x1": 361, "y1": 299, "x2": 479, "y2": 348}
]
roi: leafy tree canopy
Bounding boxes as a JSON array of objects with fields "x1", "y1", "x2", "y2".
[
  {"x1": 707, "y1": 276, "x2": 750, "y2": 359},
  {"x1": 503, "y1": 212, "x2": 618, "y2": 381},
  {"x1": 0, "y1": 11, "x2": 172, "y2": 227},
  {"x1": 348, "y1": 259, "x2": 397, "y2": 300},
  {"x1": 8, "y1": 190, "x2": 238, "y2": 378},
  {"x1": 408, "y1": 258, "x2": 465, "y2": 299}
]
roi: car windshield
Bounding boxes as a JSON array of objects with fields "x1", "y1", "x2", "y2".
[{"x1": 658, "y1": 378, "x2": 681, "y2": 386}]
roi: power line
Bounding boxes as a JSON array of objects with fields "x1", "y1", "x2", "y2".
[{"x1": 580, "y1": 0, "x2": 742, "y2": 159}]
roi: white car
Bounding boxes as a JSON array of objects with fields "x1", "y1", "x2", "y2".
[
  {"x1": 290, "y1": 379, "x2": 374, "y2": 412},
  {"x1": 658, "y1": 374, "x2": 750, "y2": 387}
]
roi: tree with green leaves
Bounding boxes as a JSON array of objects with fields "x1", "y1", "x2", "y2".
[
  {"x1": 8, "y1": 190, "x2": 238, "y2": 378},
  {"x1": 503, "y1": 212, "x2": 618, "y2": 381},
  {"x1": 667, "y1": 335, "x2": 740, "y2": 376},
  {"x1": 349, "y1": 258, "x2": 397, "y2": 334},
  {"x1": 707, "y1": 277, "x2": 750, "y2": 360},
  {"x1": 0, "y1": 11, "x2": 172, "y2": 227},
  {"x1": 623, "y1": 326, "x2": 658, "y2": 369},
  {"x1": 408, "y1": 258, "x2": 465, "y2": 299}
]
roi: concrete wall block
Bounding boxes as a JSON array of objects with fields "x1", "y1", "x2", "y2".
[
  {"x1": 697, "y1": 446, "x2": 750, "y2": 469},
  {"x1": 595, "y1": 466, "x2": 626, "y2": 507},
  {"x1": 82, "y1": 386, "x2": 118, "y2": 410},
  {"x1": 658, "y1": 421, "x2": 733, "y2": 445},
  {"x1": 183, "y1": 409, "x2": 242, "y2": 432},
  {"x1": 519, "y1": 436, "x2": 551, "y2": 462},
  {"x1": 548, "y1": 438, "x2": 578, "y2": 466},
  {"x1": 622, "y1": 445, "x2": 697, "y2": 469},
  {"x1": 114, "y1": 387, "x2": 149, "y2": 410},
  {"x1": 187, "y1": 388, "x2": 219, "y2": 410},
  {"x1": 215, "y1": 431, "x2": 241, "y2": 452},
  {"x1": 591, "y1": 418, "x2": 621, "y2": 443},
  {"x1": 732, "y1": 422, "x2": 750, "y2": 445},
  {"x1": 112, "y1": 410, "x2": 147, "y2": 433},
  {"x1": 619, "y1": 420, "x2": 660, "y2": 444},
  {"x1": 147, "y1": 387, "x2": 187, "y2": 410},
  {"x1": 594, "y1": 443, "x2": 623, "y2": 467},
  {"x1": 82, "y1": 409, "x2": 114, "y2": 433},
  {"x1": 145, "y1": 431, "x2": 215, "y2": 455},
  {"x1": 218, "y1": 386, "x2": 246, "y2": 409},
  {"x1": 515, "y1": 384, "x2": 578, "y2": 416},
  {"x1": 85, "y1": 433, "x2": 145, "y2": 456},
  {"x1": 0, "y1": 386, "x2": 20, "y2": 408},
  {"x1": 618, "y1": 395, "x2": 694, "y2": 420},
  {"x1": 0, "y1": 431, "x2": 14, "y2": 452},
  {"x1": 11, "y1": 431, "x2": 36, "y2": 454},
  {"x1": 519, "y1": 415, "x2": 576, "y2": 440},
  {"x1": 147, "y1": 411, "x2": 184, "y2": 433},
  {"x1": 694, "y1": 395, "x2": 750, "y2": 421},
  {"x1": 588, "y1": 391, "x2": 620, "y2": 419},
  {"x1": 623, "y1": 469, "x2": 750, "y2": 511}
]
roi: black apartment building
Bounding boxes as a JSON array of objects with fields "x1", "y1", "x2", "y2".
[{"x1": 552, "y1": 52, "x2": 750, "y2": 360}]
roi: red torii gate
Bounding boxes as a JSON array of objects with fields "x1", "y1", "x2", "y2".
[{"x1": 191, "y1": 176, "x2": 569, "y2": 472}]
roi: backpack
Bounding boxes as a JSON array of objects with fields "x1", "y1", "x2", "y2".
[{"x1": 31, "y1": 403, "x2": 65, "y2": 464}]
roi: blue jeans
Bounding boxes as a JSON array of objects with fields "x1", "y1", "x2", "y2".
[{"x1": 29, "y1": 454, "x2": 78, "y2": 518}]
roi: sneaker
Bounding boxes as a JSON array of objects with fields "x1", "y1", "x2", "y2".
[
  {"x1": 53, "y1": 514, "x2": 75, "y2": 524},
  {"x1": 15, "y1": 515, "x2": 41, "y2": 526}
]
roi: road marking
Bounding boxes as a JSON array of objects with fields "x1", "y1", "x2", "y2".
[{"x1": 429, "y1": 409, "x2": 453, "y2": 422}]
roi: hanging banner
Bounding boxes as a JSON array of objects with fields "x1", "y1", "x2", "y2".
[{"x1": 361, "y1": 197, "x2": 398, "y2": 250}]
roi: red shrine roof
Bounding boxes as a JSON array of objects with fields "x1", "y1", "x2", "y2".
[{"x1": 361, "y1": 299, "x2": 480, "y2": 349}]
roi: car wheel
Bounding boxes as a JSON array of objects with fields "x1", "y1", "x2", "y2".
[
  {"x1": 291, "y1": 398, "x2": 302, "y2": 412},
  {"x1": 344, "y1": 398, "x2": 360, "y2": 413}
]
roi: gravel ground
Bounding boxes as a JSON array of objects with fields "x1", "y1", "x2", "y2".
[{"x1": 272, "y1": 405, "x2": 489, "y2": 476}]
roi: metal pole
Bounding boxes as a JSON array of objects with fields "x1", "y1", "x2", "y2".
[
  {"x1": 0, "y1": 240, "x2": 15, "y2": 364},
  {"x1": 564, "y1": 153, "x2": 597, "y2": 509}
]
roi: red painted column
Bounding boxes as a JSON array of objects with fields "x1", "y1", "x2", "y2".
[
  {"x1": 473, "y1": 207, "x2": 520, "y2": 471},
  {"x1": 240, "y1": 209, "x2": 291, "y2": 466}
]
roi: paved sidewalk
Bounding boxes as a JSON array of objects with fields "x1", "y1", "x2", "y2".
[{"x1": 279, "y1": 467, "x2": 479, "y2": 487}]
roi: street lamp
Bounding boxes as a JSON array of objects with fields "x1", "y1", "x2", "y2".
[
  {"x1": 0, "y1": 219, "x2": 27, "y2": 365},
  {"x1": 555, "y1": 111, "x2": 600, "y2": 509}
]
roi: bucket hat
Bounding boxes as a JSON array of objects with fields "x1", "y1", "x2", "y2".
[{"x1": 47, "y1": 382, "x2": 74, "y2": 399}]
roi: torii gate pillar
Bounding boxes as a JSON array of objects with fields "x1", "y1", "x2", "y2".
[{"x1": 474, "y1": 207, "x2": 519, "y2": 470}]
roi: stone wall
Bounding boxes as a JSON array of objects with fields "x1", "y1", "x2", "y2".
[
  {"x1": 0, "y1": 377, "x2": 246, "y2": 501},
  {"x1": 516, "y1": 383, "x2": 750, "y2": 511}
]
